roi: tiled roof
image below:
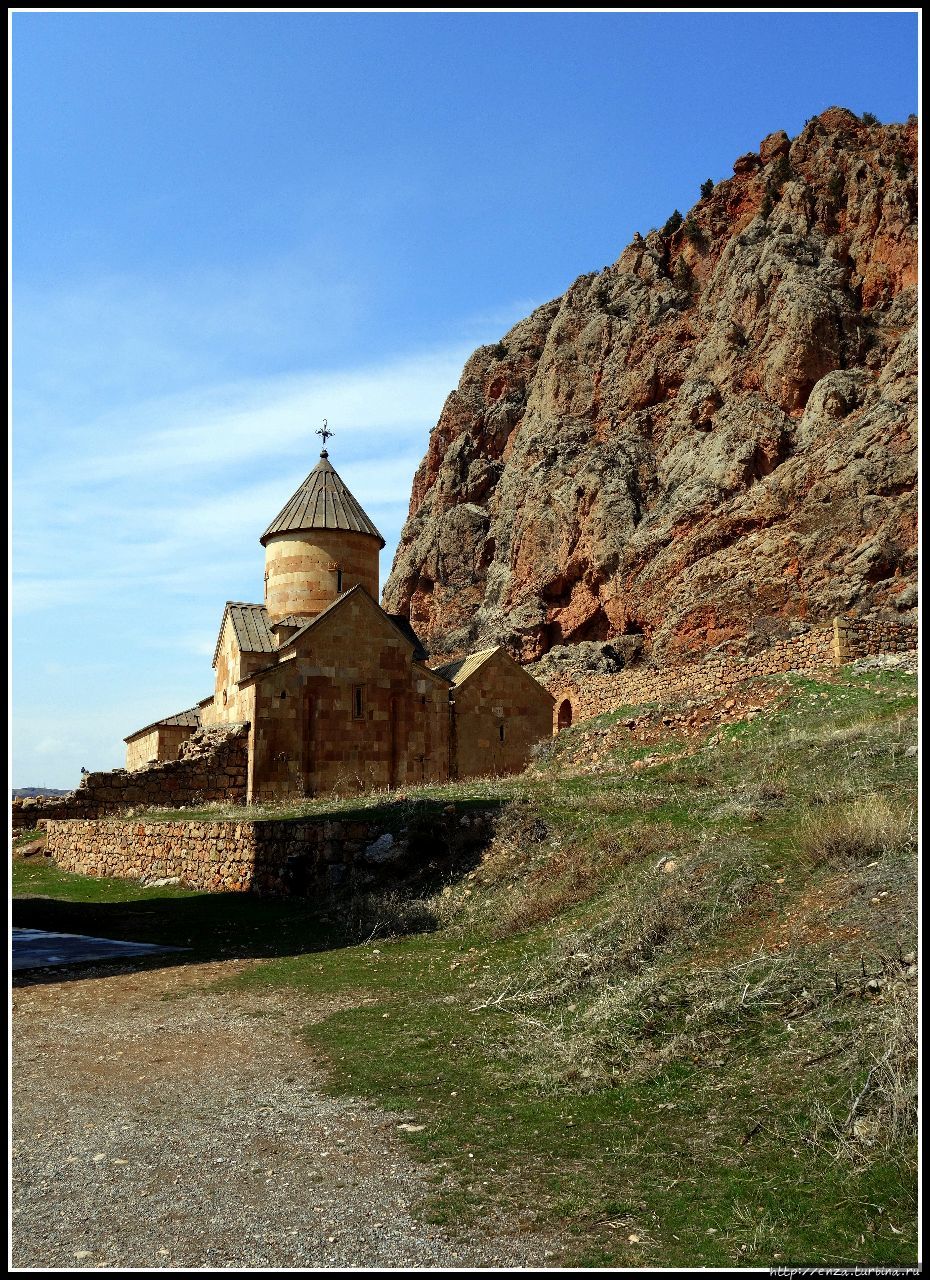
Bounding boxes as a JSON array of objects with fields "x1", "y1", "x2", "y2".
[
  {"x1": 124, "y1": 702, "x2": 207, "y2": 743},
  {"x1": 273, "y1": 615, "x2": 314, "y2": 629},
  {"x1": 432, "y1": 646, "x2": 501, "y2": 686},
  {"x1": 213, "y1": 602, "x2": 276, "y2": 667},
  {"x1": 260, "y1": 454, "x2": 385, "y2": 548}
]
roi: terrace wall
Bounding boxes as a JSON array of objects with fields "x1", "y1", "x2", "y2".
[
  {"x1": 43, "y1": 806, "x2": 495, "y2": 897},
  {"x1": 543, "y1": 617, "x2": 917, "y2": 732}
]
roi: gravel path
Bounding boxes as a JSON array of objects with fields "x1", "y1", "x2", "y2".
[{"x1": 12, "y1": 958, "x2": 562, "y2": 1269}]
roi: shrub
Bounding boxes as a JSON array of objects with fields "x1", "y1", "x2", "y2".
[
  {"x1": 673, "y1": 258, "x2": 694, "y2": 292},
  {"x1": 893, "y1": 152, "x2": 909, "y2": 180},
  {"x1": 683, "y1": 216, "x2": 704, "y2": 246},
  {"x1": 860, "y1": 111, "x2": 879, "y2": 126},
  {"x1": 827, "y1": 172, "x2": 845, "y2": 205},
  {"x1": 794, "y1": 794, "x2": 916, "y2": 868},
  {"x1": 769, "y1": 154, "x2": 792, "y2": 192},
  {"x1": 700, "y1": 178, "x2": 714, "y2": 199},
  {"x1": 661, "y1": 209, "x2": 683, "y2": 236}
]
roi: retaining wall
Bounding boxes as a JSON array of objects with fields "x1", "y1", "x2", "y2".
[
  {"x1": 12, "y1": 726, "x2": 249, "y2": 833},
  {"x1": 545, "y1": 617, "x2": 917, "y2": 730},
  {"x1": 43, "y1": 806, "x2": 496, "y2": 897}
]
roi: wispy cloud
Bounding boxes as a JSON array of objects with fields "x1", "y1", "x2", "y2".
[{"x1": 13, "y1": 340, "x2": 470, "y2": 615}]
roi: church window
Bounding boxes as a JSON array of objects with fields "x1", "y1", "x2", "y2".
[
  {"x1": 499, "y1": 724, "x2": 505, "y2": 742},
  {"x1": 353, "y1": 685, "x2": 364, "y2": 719},
  {"x1": 336, "y1": 568, "x2": 344, "y2": 593}
]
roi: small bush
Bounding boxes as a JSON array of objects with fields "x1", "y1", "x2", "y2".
[
  {"x1": 860, "y1": 111, "x2": 879, "y2": 126},
  {"x1": 700, "y1": 178, "x2": 714, "y2": 199},
  {"x1": 661, "y1": 209, "x2": 683, "y2": 236},
  {"x1": 343, "y1": 888, "x2": 443, "y2": 942},
  {"x1": 682, "y1": 216, "x2": 704, "y2": 246},
  {"x1": 827, "y1": 172, "x2": 845, "y2": 205},
  {"x1": 893, "y1": 152, "x2": 909, "y2": 180},
  {"x1": 795, "y1": 795, "x2": 916, "y2": 868},
  {"x1": 769, "y1": 154, "x2": 792, "y2": 190},
  {"x1": 673, "y1": 258, "x2": 694, "y2": 292}
]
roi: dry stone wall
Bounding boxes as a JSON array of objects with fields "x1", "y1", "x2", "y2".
[
  {"x1": 543, "y1": 618, "x2": 916, "y2": 730},
  {"x1": 12, "y1": 726, "x2": 248, "y2": 833},
  {"x1": 44, "y1": 806, "x2": 495, "y2": 897},
  {"x1": 834, "y1": 617, "x2": 918, "y2": 662}
]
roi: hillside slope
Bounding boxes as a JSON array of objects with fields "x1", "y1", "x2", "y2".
[{"x1": 383, "y1": 108, "x2": 917, "y2": 663}]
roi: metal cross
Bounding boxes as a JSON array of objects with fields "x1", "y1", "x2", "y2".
[{"x1": 316, "y1": 419, "x2": 333, "y2": 450}]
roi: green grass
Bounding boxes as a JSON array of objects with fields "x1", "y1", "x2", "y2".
[{"x1": 13, "y1": 665, "x2": 917, "y2": 1266}]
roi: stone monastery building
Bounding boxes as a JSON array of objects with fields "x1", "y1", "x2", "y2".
[{"x1": 125, "y1": 442, "x2": 554, "y2": 802}]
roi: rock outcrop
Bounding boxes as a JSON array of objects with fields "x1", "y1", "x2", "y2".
[{"x1": 383, "y1": 109, "x2": 918, "y2": 664}]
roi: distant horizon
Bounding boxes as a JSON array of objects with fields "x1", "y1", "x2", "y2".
[{"x1": 11, "y1": 10, "x2": 919, "y2": 788}]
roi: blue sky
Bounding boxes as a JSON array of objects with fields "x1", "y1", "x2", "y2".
[{"x1": 11, "y1": 10, "x2": 919, "y2": 788}]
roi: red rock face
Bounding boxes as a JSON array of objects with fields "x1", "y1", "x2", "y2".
[{"x1": 383, "y1": 110, "x2": 918, "y2": 663}]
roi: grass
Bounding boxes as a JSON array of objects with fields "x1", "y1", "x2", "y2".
[{"x1": 12, "y1": 664, "x2": 918, "y2": 1266}]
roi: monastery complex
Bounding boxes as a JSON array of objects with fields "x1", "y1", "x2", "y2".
[{"x1": 124, "y1": 438, "x2": 554, "y2": 803}]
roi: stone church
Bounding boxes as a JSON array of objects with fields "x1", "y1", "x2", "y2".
[{"x1": 125, "y1": 439, "x2": 554, "y2": 802}]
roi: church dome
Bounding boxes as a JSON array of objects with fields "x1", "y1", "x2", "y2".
[{"x1": 260, "y1": 453, "x2": 385, "y2": 548}]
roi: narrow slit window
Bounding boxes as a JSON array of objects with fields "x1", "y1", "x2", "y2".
[
  {"x1": 353, "y1": 685, "x2": 364, "y2": 720},
  {"x1": 336, "y1": 568, "x2": 344, "y2": 593},
  {"x1": 499, "y1": 724, "x2": 505, "y2": 742}
]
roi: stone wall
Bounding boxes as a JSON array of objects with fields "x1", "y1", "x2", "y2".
[
  {"x1": 12, "y1": 726, "x2": 249, "y2": 833},
  {"x1": 452, "y1": 650, "x2": 555, "y2": 779},
  {"x1": 44, "y1": 805, "x2": 496, "y2": 897},
  {"x1": 543, "y1": 617, "x2": 917, "y2": 731},
  {"x1": 264, "y1": 528, "x2": 380, "y2": 625},
  {"x1": 125, "y1": 723, "x2": 199, "y2": 772},
  {"x1": 834, "y1": 616, "x2": 919, "y2": 662}
]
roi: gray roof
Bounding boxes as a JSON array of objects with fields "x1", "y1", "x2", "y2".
[
  {"x1": 260, "y1": 454, "x2": 385, "y2": 548},
  {"x1": 213, "y1": 602, "x2": 276, "y2": 667},
  {"x1": 387, "y1": 614, "x2": 429, "y2": 664},
  {"x1": 124, "y1": 703, "x2": 206, "y2": 743},
  {"x1": 432, "y1": 646, "x2": 501, "y2": 685},
  {"x1": 273, "y1": 614, "x2": 314, "y2": 629}
]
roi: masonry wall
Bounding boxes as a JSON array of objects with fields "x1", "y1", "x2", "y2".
[
  {"x1": 833, "y1": 616, "x2": 919, "y2": 662},
  {"x1": 205, "y1": 618, "x2": 268, "y2": 728},
  {"x1": 13, "y1": 726, "x2": 249, "y2": 832},
  {"x1": 44, "y1": 806, "x2": 496, "y2": 897},
  {"x1": 125, "y1": 724, "x2": 198, "y2": 772},
  {"x1": 263, "y1": 529, "x2": 380, "y2": 624},
  {"x1": 452, "y1": 651, "x2": 554, "y2": 779},
  {"x1": 544, "y1": 617, "x2": 918, "y2": 731},
  {"x1": 246, "y1": 594, "x2": 451, "y2": 802}
]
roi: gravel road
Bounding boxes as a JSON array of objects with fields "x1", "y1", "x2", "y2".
[{"x1": 12, "y1": 958, "x2": 562, "y2": 1269}]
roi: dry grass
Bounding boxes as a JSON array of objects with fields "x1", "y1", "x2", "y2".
[
  {"x1": 801, "y1": 970, "x2": 918, "y2": 1166},
  {"x1": 795, "y1": 795, "x2": 916, "y2": 868}
]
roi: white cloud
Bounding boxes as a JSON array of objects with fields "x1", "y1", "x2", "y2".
[{"x1": 12, "y1": 341, "x2": 469, "y2": 616}]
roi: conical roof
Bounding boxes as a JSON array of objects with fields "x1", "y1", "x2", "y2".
[{"x1": 260, "y1": 452, "x2": 385, "y2": 548}]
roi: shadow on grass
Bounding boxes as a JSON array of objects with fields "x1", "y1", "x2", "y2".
[{"x1": 12, "y1": 796, "x2": 505, "y2": 986}]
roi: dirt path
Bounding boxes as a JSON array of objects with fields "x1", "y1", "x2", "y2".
[{"x1": 12, "y1": 958, "x2": 561, "y2": 1269}]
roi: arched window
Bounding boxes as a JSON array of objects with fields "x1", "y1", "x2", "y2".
[{"x1": 557, "y1": 699, "x2": 573, "y2": 731}]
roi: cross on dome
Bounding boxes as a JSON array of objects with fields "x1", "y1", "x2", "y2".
[{"x1": 316, "y1": 419, "x2": 333, "y2": 456}]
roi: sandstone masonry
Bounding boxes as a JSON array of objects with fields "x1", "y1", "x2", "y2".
[
  {"x1": 44, "y1": 807, "x2": 496, "y2": 897},
  {"x1": 12, "y1": 726, "x2": 248, "y2": 833}
]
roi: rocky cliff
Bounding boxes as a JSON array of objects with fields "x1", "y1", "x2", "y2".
[{"x1": 383, "y1": 108, "x2": 917, "y2": 665}]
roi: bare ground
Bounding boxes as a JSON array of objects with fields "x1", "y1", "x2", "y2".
[{"x1": 12, "y1": 958, "x2": 563, "y2": 1269}]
